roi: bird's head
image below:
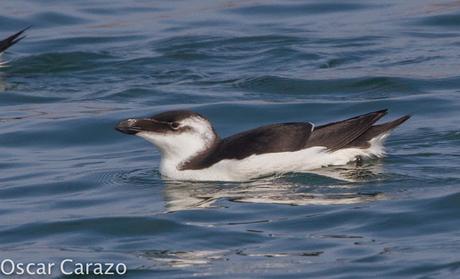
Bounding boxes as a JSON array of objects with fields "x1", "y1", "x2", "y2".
[{"x1": 116, "y1": 110, "x2": 218, "y2": 164}]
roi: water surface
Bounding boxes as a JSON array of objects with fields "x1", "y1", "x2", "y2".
[{"x1": 1, "y1": 0, "x2": 460, "y2": 278}]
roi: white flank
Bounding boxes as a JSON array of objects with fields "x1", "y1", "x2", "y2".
[{"x1": 142, "y1": 131, "x2": 390, "y2": 182}]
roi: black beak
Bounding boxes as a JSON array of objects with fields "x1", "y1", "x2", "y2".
[
  {"x1": 115, "y1": 118, "x2": 171, "y2": 135},
  {"x1": 115, "y1": 119, "x2": 142, "y2": 135}
]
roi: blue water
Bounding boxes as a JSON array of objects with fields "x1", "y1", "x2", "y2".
[{"x1": 1, "y1": 0, "x2": 460, "y2": 278}]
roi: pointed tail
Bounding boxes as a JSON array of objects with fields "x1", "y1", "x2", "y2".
[
  {"x1": 345, "y1": 114, "x2": 411, "y2": 148},
  {"x1": 306, "y1": 109, "x2": 389, "y2": 151}
]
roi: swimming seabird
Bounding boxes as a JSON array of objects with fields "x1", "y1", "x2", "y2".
[
  {"x1": 0, "y1": 27, "x2": 29, "y2": 54},
  {"x1": 116, "y1": 109, "x2": 410, "y2": 181}
]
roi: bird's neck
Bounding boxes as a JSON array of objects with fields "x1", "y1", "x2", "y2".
[{"x1": 158, "y1": 135, "x2": 220, "y2": 176}]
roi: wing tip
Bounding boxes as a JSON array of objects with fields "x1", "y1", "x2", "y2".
[
  {"x1": 0, "y1": 26, "x2": 31, "y2": 53},
  {"x1": 366, "y1": 108, "x2": 388, "y2": 125},
  {"x1": 368, "y1": 109, "x2": 412, "y2": 126},
  {"x1": 372, "y1": 108, "x2": 389, "y2": 118}
]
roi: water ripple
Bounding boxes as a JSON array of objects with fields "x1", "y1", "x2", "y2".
[{"x1": 1, "y1": 1, "x2": 460, "y2": 278}]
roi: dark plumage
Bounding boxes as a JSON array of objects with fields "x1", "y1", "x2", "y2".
[
  {"x1": 181, "y1": 109, "x2": 410, "y2": 169},
  {"x1": 0, "y1": 27, "x2": 30, "y2": 53},
  {"x1": 150, "y1": 110, "x2": 205, "y2": 123},
  {"x1": 182, "y1": 123, "x2": 313, "y2": 169}
]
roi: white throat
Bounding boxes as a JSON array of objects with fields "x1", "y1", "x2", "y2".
[{"x1": 136, "y1": 117, "x2": 217, "y2": 176}]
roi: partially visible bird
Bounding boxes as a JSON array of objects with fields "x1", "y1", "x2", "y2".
[{"x1": 0, "y1": 27, "x2": 30, "y2": 53}]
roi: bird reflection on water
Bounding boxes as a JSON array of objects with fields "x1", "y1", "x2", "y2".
[
  {"x1": 162, "y1": 161, "x2": 385, "y2": 212},
  {"x1": 0, "y1": 55, "x2": 7, "y2": 92}
]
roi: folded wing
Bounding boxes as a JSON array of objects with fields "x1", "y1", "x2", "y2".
[
  {"x1": 306, "y1": 109, "x2": 410, "y2": 150},
  {"x1": 182, "y1": 123, "x2": 313, "y2": 169}
]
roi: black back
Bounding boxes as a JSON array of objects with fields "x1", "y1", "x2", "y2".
[
  {"x1": 181, "y1": 123, "x2": 313, "y2": 169},
  {"x1": 180, "y1": 109, "x2": 410, "y2": 170}
]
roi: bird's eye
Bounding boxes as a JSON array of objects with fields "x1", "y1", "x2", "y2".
[{"x1": 170, "y1": 122, "x2": 180, "y2": 129}]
